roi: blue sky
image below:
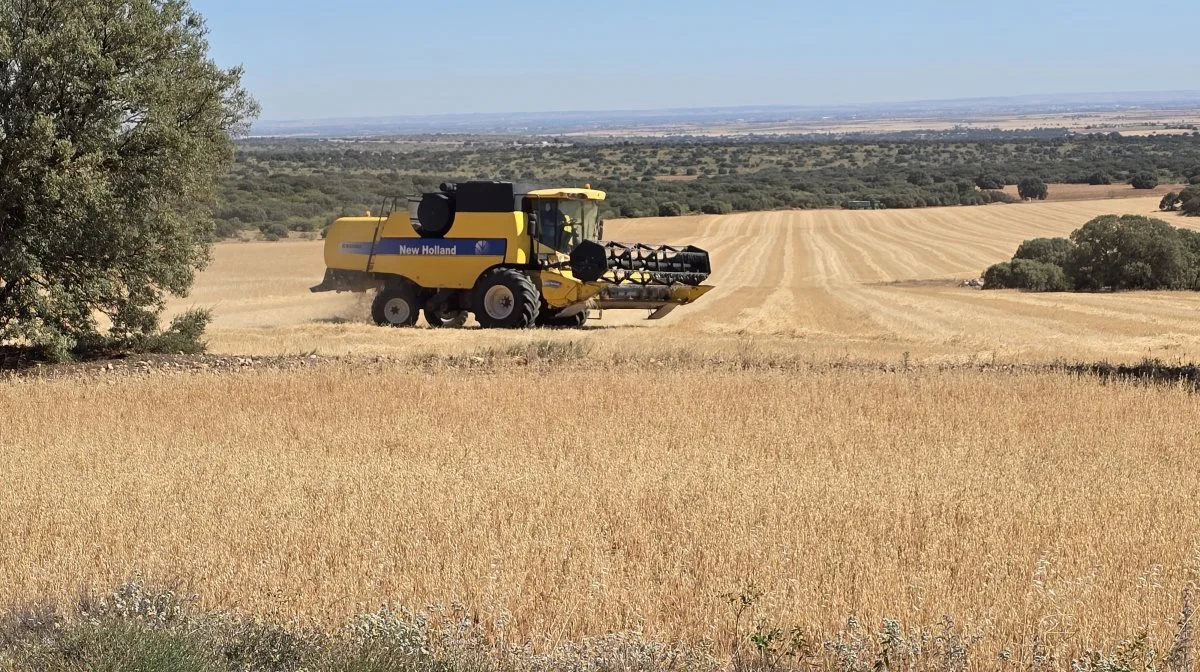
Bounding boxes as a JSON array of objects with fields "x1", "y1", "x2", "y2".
[{"x1": 193, "y1": 0, "x2": 1197, "y2": 121}]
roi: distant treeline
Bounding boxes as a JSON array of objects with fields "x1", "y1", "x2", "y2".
[{"x1": 215, "y1": 135, "x2": 1200, "y2": 238}]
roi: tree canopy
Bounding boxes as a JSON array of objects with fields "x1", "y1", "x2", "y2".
[
  {"x1": 1017, "y1": 177, "x2": 1049, "y2": 200},
  {"x1": 0, "y1": 0, "x2": 257, "y2": 356},
  {"x1": 1066, "y1": 215, "x2": 1191, "y2": 290},
  {"x1": 984, "y1": 215, "x2": 1200, "y2": 292},
  {"x1": 1013, "y1": 237, "x2": 1073, "y2": 268}
]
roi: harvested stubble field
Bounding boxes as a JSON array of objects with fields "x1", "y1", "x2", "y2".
[
  {"x1": 178, "y1": 195, "x2": 1200, "y2": 363},
  {"x1": 999, "y1": 182, "x2": 1186, "y2": 203},
  {"x1": 5, "y1": 196, "x2": 1200, "y2": 668}
]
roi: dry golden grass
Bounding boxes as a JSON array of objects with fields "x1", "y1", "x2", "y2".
[{"x1": 1, "y1": 360, "x2": 1199, "y2": 662}]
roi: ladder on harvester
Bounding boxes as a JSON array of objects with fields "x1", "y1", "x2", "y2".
[{"x1": 364, "y1": 197, "x2": 397, "y2": 274}]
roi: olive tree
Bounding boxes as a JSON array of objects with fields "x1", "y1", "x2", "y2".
[
  {"x1": 0, "y1": 0, "x2": 257, "y2": 356},
  {"x1": 1017, "y1": 177, "x2": 1049, "y2": 200},
  {"x1": 1066, "y1": 215, "x2": 1191, "y2": 290}
]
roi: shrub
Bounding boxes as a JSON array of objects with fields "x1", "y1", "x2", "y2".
[
  {"x1": 1087, "y1": 172, "x2": 1112, "y2": 185},
  {"x1": 982, "y1": 262, "x2": 1015, "y2": 289},
  {"x1": 68, "y1": 309, "x2": 211, "y2": 360},
  {"x1": 258, "y1": 221, "x2": 289, "y2": 241},
  {"x1": 700, "y1": 201, "x2": 733, "y2": 215},
  {"x1": 657, "y1": 201, "x2": 683, "y2": 217},
  {"x1": 1161, "y1": 192, "x2": 1182, "y2": 212},
  {"x1": 975, "y1": 174, "x2": 1004, "y2": 190},
  {"x1": 1131, "y1": 172, "x2": 1159, "y2": 189},
  {"x1": 131, "y1": 309, "x2": 212, "y2": 355},
  {"x1": 1184, "y1": 198, "x2": 1200, "y2": 217},
  {"x1": 1011, "y1": 259, "x2": 1070, "y2": 291},
  {"x1": 981, "y1": 190, "x2": 1017, "y2": 204},
  {"x1": 983, "y1": 259, "x2": 1068, "y2": 291},
  {"x1": 1017, "y1": 177, "x2": 1049, "y2": 200},
  {"x1": 212, "y1": 219, "x2": 244, "y2": 240},
  {"x1": 286, "y1": 217, "x2": 321, "y2": 232}
]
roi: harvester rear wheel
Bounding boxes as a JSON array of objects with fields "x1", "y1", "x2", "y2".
[
  {"x1": 424, "y1": 298, "x2": 469, "y2": 328},
  {"x1": 473, "y1": 268, "x2": 540, "y2": 329},
  {"x1": 371, "y1": 284, "x2": 419, "y2": 327}
]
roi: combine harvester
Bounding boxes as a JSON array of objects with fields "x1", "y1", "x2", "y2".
[{"x1": 311, "y1": 181, "x2": 713, "y2": 328}]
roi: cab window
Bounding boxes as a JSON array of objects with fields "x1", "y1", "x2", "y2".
[
  {"x1": 537, "y1": 200, "x2": 562, "y2": 251},
  {"x1": 532, "y1": 198, "x2": 600, "y2": 253}
]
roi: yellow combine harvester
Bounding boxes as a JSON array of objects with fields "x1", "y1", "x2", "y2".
[{"x1": 311, "y1": 181, "x2": 713, "y2": 328}]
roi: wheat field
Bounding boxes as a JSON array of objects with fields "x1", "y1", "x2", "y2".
[
  {"x1": 3, "y1": 361, "x2": 1200, "y2": 662},
  {"x1": 6, "y1": 196, "x2": 1200, "y2": 665}
]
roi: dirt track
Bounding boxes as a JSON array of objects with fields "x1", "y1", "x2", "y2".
[{"x1": 171, "y1": 196, "x2": 1200, "y2": 363}]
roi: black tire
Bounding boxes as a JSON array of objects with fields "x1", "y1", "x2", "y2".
[
  {"x1": 423, "y1": 295, "x2": 469, "y2": 328},
  {"x1": 537, "y1": 310, "x2": 589, "y2": 328},
  {"x1": 371, "y1": 284, "x2": 419, "y2": 327},
  {"x1": 472, "y1": 268, "x2": 540, "y2": 329},
  {"x1": 416, "y1": 192, "x2": 454, "y2": 238}
]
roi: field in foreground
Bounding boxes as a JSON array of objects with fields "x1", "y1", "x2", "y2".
[
  {"x1": 3, "y1": 357, "x2": 1200, "y2": 667},
  {"x1": 169, "y1": 195, "x2": 1200, "y2": 364}
]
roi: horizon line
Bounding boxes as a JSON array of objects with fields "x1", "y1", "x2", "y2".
[{"x1": 253, "y1": 89, "x2": 1200, "y2": 125}]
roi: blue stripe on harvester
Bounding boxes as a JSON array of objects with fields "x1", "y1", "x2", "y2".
[{"x1": 340, "y1": 238, "x2": 507, "y2": 257}]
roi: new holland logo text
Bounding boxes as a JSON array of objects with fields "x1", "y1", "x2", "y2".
[{"x1": 396, "y1": 243, "x2": 459, "y2": 256}]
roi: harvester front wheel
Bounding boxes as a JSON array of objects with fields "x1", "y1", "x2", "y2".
[
  {"x1": 473, "y1": 268, "x2": 540, "y2": 329},
  {"x1": 371, "y1": 284, "x2": 419, "y2": 327}
]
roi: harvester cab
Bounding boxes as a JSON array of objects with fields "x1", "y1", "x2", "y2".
[{"x1": 311, "y1": 181, "x2": 713, "y2": 329}]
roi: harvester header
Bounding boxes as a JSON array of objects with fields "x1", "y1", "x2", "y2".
[{"x1": 311, "y1": 181, "x2": 713, "y2": 328}]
